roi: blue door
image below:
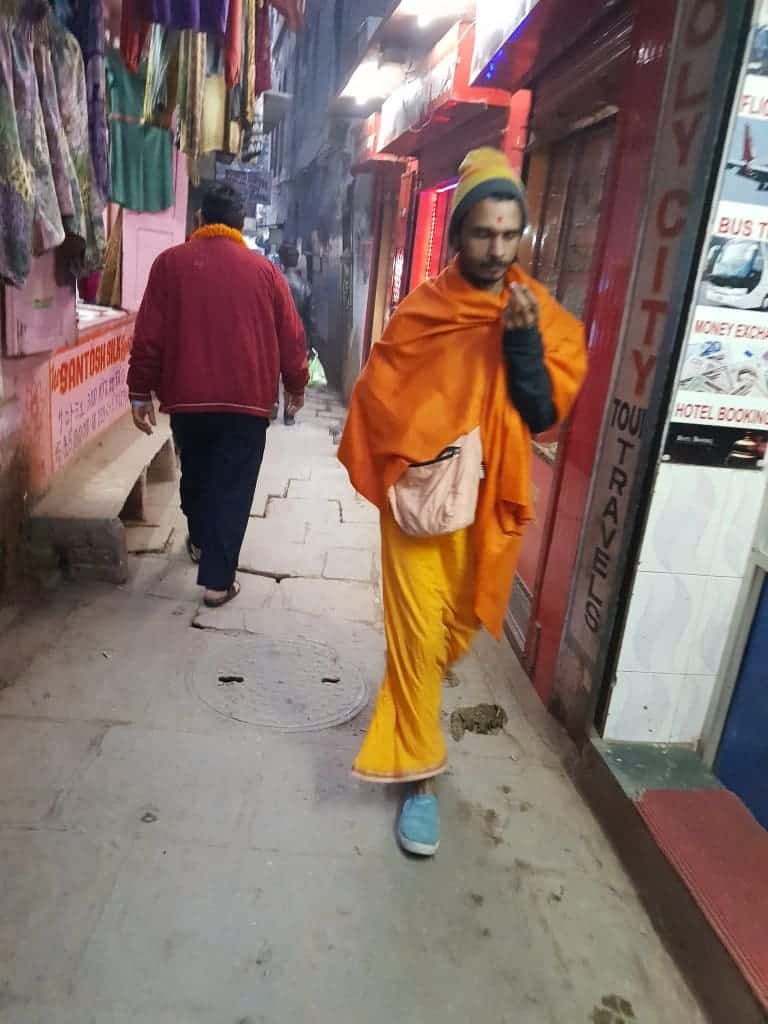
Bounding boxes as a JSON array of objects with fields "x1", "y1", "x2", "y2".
[{"x1": 716, "y1": 576, "x2": 768, "y2": 829}]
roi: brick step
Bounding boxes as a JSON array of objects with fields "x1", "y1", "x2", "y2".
[{"x1": 27, "y1": 412, "x2": 175, "y2": 583}]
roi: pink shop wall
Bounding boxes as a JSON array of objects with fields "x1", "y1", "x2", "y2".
[
  {"x1": 1, "y1": 312, "x2": 135, "y2": 498},
  {"x1": 0, "y1": 313, "x2": 135, "y2": 594}
]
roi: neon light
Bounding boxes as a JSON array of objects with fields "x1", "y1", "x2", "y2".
[{"x1": 391, "y1": 250, "x2": 405, "y2": 306}]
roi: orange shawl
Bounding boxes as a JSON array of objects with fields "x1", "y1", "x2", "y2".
[{"x1": 338, "y1": 258, "x2": 587, "y2": 637}]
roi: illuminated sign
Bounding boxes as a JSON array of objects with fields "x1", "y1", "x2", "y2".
[{"x1": 470, "y1": 0, "x2": 540, "y2": 82}]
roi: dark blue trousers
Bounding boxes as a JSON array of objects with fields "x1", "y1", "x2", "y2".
[{"x1": 171, "y1": 413, "x2": 267, "y2": 591}]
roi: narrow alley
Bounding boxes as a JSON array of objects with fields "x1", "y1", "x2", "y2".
[
  {"x1": 5, "y1": 0, "x2": 768, "y2": 1018},
  {"x1": 0, "y1": 397, "x2": 705, "y2": 1023}
]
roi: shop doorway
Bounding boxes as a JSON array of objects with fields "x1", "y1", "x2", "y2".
[
  {"x1": 508, "y1": 117, "x2": 616, "y2": 665},
  {"x1": 122, "y1": 150, "x2": 189, "y2": 311}
]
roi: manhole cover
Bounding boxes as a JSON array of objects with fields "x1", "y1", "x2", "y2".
[{"x1": 189, "y1": 633, "x2": 368, "y2": 731}]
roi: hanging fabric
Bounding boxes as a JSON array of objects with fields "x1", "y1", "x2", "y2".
[
  {"x1": 61, "y1": 0, "x2": 109, "y2": 204},
  {"x1": 34, "y1": 30, "x2": 84, "y2": 236},
  {"x1": 150, "y1": 0, "x2": 230, "y2": 37},
  {"x1": 224, "y1": 0, "x2": 241, "y2": 88},
  {"x1": 49, "y1": 19, "x2": 105, "y2": 275},
  {"x1": 96, "y1": 207, "x2": 123, "y2": 307},
  {"x1": 105, "y1": 46, "x2": 174, "y2": 212},
  {"x1": 254, "y1": 0, "x2": 270, "y2": 97},
  {"x1": 119, "y1": 0, "x2": 151, "y2": 74},
  {"x1": 268, "y1": 0, "x2": 303, "y2": 31},
  {"x1": 143, "y1": 25, "x2": 178, "y2": 124},
  {"x1": 0, "y1": 11, "x2": 65, "y2": 286},
  {"x1": 176, "y1": 29, "x2": 205, "y2": 172},
  {"x1": 200, "y1": 72, "x2": 239, "y2": 155},
  {"x1": 241, "y1": 0, "x2": 256, "y2": 123}
]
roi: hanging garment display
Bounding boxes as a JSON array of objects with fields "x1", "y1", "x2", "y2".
[
  {"x1": 254, "y1": 0, "x2": 270, "y2": 96},
  {"x1": 199, "y1": 72, "x2": 239, "y2": 155},
  {"x1": 269, "y1": 0, "x2": 303, "y2": 31},
  {"x1": 176, "y1": 29, "x2": 205, "y2": 167},
  {"x1": 49, "y1": 20, "x2": 105, "y2": 275},
  {"x1": 61, "y1": 0, "x2": 109, "y2": 204},
  {"x1": 105, "y1": 46, "x2": 174, "y2": 212},
  {"x1": 143, "y1": 24, "x2": 178, "y2": 124},
  {"x1": 224, "y1": 0, "x2": 241, "y2": 88},
  {"x1": 119, "y1": 0, "x2": 151, "y2": 74},
  {"x1": 151, "y1": 0, "x2": 230, "y2": 36},
  {"x1": 242, "y1": 0, "x2": 256, "y2": 122},
  {"x1": 0, "y1": 13, "x2": 65, "y2": 287},
  {"x1": 34, "y1": 31, "x2": 83, "y2": 238},
  {"x1": 96, "y1": 207, "x2": 123, "y2": 308}
]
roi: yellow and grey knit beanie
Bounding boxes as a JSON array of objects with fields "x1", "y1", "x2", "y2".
[{"x1": 449, "y1": 147, "x2": 527, "y2": 240}]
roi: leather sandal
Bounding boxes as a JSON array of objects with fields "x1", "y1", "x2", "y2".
[{"x1": 203, "y1": 580, "x2": 241, "y2": 608}]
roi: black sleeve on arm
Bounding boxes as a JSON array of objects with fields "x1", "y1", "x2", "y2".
[{"x1": 503, "y1": 326, "x2": 557, "y2": 434}]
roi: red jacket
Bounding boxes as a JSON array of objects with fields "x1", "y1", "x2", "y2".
[{"x1": 127, "y1": 236, "x2": 308, "y2": 417}]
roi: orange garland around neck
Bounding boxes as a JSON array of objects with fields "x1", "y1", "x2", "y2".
[{"x1": 191, "y1": 224, "x2": 247, "y2": 246}]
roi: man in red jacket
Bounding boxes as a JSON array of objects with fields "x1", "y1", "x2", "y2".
[{"x1": 127, "y1": 183, "x2": 309, "y2": 608}]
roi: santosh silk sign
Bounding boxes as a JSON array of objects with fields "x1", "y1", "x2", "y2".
[{"x1": 50, "y1": 333, "x2": 132, "y2": 396}]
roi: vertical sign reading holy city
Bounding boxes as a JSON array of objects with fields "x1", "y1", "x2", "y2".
[
  {"x1": 565, "y1": 0, "x2": 734, "y2": 670},
  {"x1": 664, "y1": 2, "x2": 768, "y2": 469},
  {"x1": 49, "y1": 323, "x2": 133, "y2": 472}
]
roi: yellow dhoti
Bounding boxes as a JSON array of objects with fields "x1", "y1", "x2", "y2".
[
  {"x1": 353, "y1": 512, "x2": 479, "y2": 783},
  {"x1": 339, "y1": 261, "x2": 587, "y2": 783}
]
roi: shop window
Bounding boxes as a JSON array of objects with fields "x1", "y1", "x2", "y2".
[{"x1": 532, "y1": 119, "x2": 615, "y2": 318}]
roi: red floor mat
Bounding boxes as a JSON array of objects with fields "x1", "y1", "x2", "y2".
[{"x1": 638, "y1": 789, "x2": 768, "y2": 1010}]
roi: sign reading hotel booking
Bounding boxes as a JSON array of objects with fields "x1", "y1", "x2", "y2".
[
  {"x1": 49, "y1": 323, "x2": 133, "y2": 473},
  {"x1": 562, "y1": 0, "x2": 745, "y2": 682},
  {"x1": 665, "y1": 7, "x2": 768, "y2": 469}
]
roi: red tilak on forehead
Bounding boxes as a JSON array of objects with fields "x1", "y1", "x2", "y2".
[{"x1": 496, "y1": 217, "x2": 503, "y2": 224}]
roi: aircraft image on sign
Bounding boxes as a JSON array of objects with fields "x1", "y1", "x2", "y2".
[
  {"x1": 749, "y1": 24, "x2": 768, "y2": 76},
  {"x1": 726, "y1": 123, "x2": 768, "y2": 190}
]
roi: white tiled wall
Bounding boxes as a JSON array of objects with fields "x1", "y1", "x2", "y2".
[{"x1": 604, "y1": 464, "x2": 766, "y2": 745}]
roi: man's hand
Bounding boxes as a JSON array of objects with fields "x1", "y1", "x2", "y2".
[
  {"x1": 131, "y1": 400, "x2": 157, "y2": 435},
  {"x1": 285, "y1": 392, "x2": 305, "y2": 418},
  {"x1": 503, "y1": 283, "x2": 539, "y2": 331}
]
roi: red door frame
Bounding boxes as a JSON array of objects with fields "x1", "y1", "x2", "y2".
[{"x1": 530, "y1": 0, "x2": 681, "y2": 704}]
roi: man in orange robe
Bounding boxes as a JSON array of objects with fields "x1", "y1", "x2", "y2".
[{"x1": 339, "y1": 148, "x2": 587, "y2": 856}]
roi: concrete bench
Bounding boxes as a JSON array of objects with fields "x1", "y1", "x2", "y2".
[{"x1": 28, "y1": 412, "x2": 176, "y2": 583}]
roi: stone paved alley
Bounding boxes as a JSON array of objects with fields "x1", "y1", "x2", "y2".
[{"x1": 0, "y1": 390, "x2": 707, "y2": 1023}]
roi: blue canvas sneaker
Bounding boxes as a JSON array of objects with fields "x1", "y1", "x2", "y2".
[{"x1": 397, "y1": 794, "x2": 440, "y2": 856}]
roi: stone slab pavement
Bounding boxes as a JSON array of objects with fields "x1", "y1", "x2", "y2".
[{"x1": 0, "y1": 390, "x2": 706, "y2": 1023}]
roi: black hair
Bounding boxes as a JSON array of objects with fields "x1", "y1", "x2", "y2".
[
  {"x1": 279, "y1": 243, "x2": 300, "y2": 268},
  {"x1": 201, "y1": 183, "x2": 246, "y2": 230}
]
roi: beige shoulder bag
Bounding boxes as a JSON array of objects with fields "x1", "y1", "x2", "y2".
[{"x1": 387, "y1": 427, "x2": 483, "y2": 538}]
